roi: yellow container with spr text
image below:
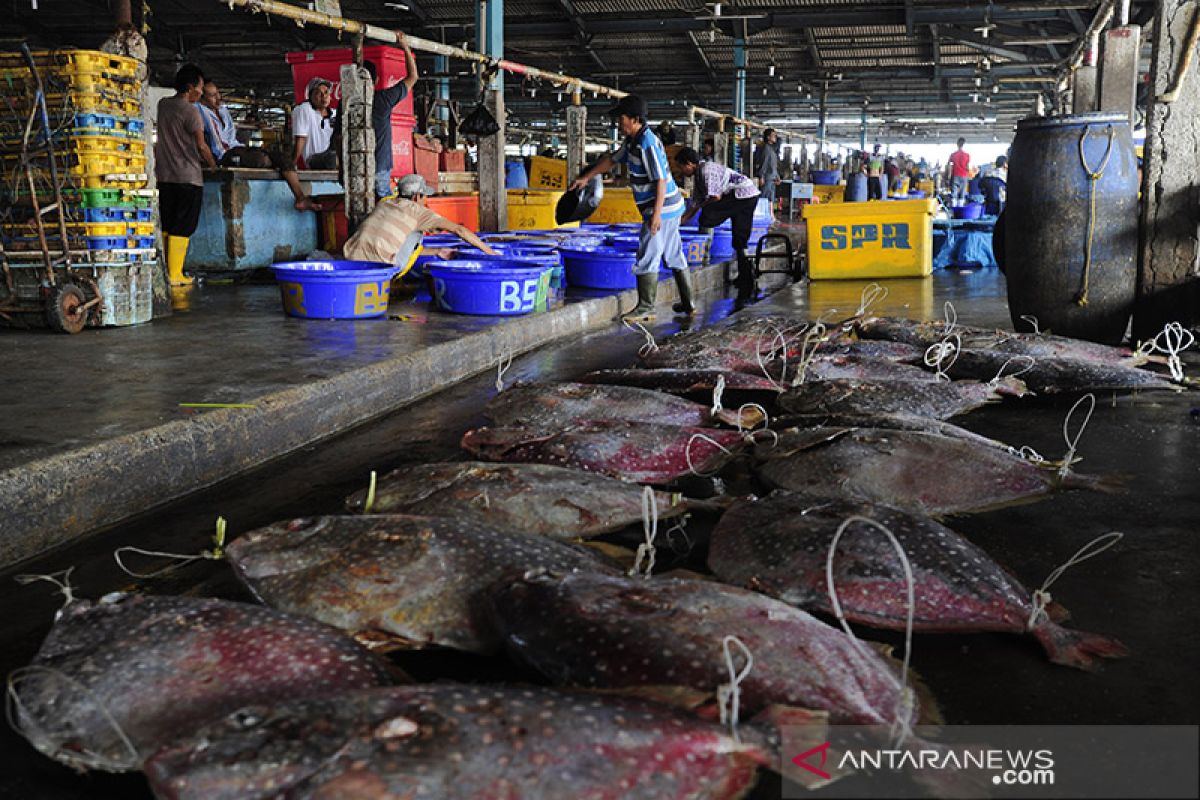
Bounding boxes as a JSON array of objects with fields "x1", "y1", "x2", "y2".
[{"x1": 802, "y1": 198, "x2": 935, "y2": 280}]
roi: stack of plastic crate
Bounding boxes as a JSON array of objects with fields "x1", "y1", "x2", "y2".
[{"x1": 0, "y1": 49, "x2": 155, "y2": 327}]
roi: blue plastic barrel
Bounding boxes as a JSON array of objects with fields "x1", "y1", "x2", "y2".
[
  {"x1": 271, "y1": 260, "x2": 398, "y2": 319},
  {"x1": 427, "y1": 260, "x2": 551, "y2": 315},
  {"x1": 560, "y1": 245, "x2": 638, "y2": 289},
  {"x1": 710, "y1": 226, "x2": 735, "y2": 261},
  {"x1": 505, "y1": 161, "x2": 528, "y2": 189},
  {"x1": 810, "y1": 169, "x2": 840, "y2": 185},
  {"x1": 844, "y1": 173, "x2": 868, "y2": 202}
]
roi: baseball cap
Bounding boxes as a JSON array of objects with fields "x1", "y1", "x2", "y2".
[
  {"x1": 397, "y1": 174, "x2": 435, "y2": 197},
  {"x1": 607, "y1": 95, "x2": 648, "y2": 120}
]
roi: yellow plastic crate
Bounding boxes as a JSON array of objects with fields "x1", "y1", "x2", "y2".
[
  {"x1": 506, "y1": 189, "x2": 579, "y2": 230},
  {"x1": 44, "y1": 91, "x2": 141, "y2": 115},
  {"x1": 588, "y1": 185, "x2": 642, "y2": 224},
  {"x1": 917, "y1": 179, "x2": 935, "y2": 196},
  {"x1": 129, "y1": 222, "x2": 155, "y2": 237},
  {"x1": 802, "y1": 198, "x2": 936, "y2": 280},
  {"x1": 807, "y1": 276, "x2": 933, "y2": 320},
  {"x1": 68, "y1": 135, "x2": 135, "y2": 154},
  {"x1": 0, "y1": 49, "x2": 139, "y2": 78},
  {"x1": 888, "y1": 177, "x2": 911, "y2": 198},
  {"x1": 810, "y1": 184, "x2": 844, "y2": 205},
  {"x1": 527, "y1": 155, "x2": 568, "y2": 190}
]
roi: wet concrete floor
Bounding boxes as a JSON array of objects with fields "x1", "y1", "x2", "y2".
[{"x1": 1, "y1": 268, "x2": 1197, "y2": 797}]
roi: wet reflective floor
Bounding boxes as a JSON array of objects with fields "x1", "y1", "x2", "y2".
[{"x1": 1, "y1": 268, "x2": 1197, "y2": 798}]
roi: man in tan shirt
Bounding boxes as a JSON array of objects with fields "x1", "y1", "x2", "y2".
[{"x1": 343, "y1": 175, "x2": 497, "y2": 266}]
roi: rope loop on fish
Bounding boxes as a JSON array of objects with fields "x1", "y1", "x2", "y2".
[
  {"x1": 13, "y1": 568, "x2": 77, "y2": 612},
  {"x1": 664, "y1": 516, "x2": 694, "y2": 555},
  {"x1": 1010, "y1": 444, "x2": 1047, "y2": 464},
  {"x1": 1057, "y1": 393, "x2": 1096, "y2": 480},
  {"x1": 942, "y1": 300, "x2": 959, "y2": 335},
  {"x1": 990, "y1": 354, "x2": 1036, "y2": 386},
  {"x1": 1026, "y1": 531, "x2": 1124, "y2": 630},
  {"x1": 495, "y1": 348, "x2": 515, "y2": 393},
  {"x1": 1019, "y1": 315, "x2": 1042, "y2": 335},
  {"x1": 629, "y1": 486, "x2": 659, "y2": 579},
  {"x1": 710, "y1": 375, "x2": 726, "y2": 417},
  {"x1": 735, "y1": 403, "x2": 770, "y2": 433},
  {"x1": 755, "y1": 327, "x2": 790, "y2": 390},
  {"x1": 855, "y1": 283, "x2": 889, "y2": 318},
  {"x1": 362, "y1": 470, "x2": 378, "y2": 514},
  {"x1": 684, "y1": 433, "x2": 735, "y2": 478},
  {"x1": 743, "y1": 427, "x2": 780, "y2": 448},
  {"x1": 825, "y1": 515, "x2": 917, "y2": 747},
  {"x1": 623, "y1": 319, "x2": 659, "y2": 358},
  {"x1": 1144, "y1": 321, "x2": 1194, "y2": 383},
  {"x1": 716, "y1": 635, "x2": 754, "y2": 744},
  {"x1": 790, "y1": 325, "x2": 826, "y2": 386},
  {"x1": 7, "y1": 664, "x2": 142, "y2": 772},
  {"x1": 113, "y1": 516, "x2": 229, "y2": 580},
  {"x1": 923, "y1": 333, "x2": 961, "y2": 382}
]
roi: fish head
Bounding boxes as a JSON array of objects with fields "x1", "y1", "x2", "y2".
[
  {"x1": 224, "y1": 517, "x2": 348, "y2": 581},
  {"x1": 460, "y1": 426, "x2": 544, "y2": 459}
]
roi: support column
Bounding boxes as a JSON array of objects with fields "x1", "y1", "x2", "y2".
[
  {"x1": 712, "y1": 123, "x2": 729, "y2": 169},
  {"x1": 434, "y1": 54, "x2": 450, "y2": 124},
  {"x1": 859, "y1": 106, "x2": 868, "y2": 151},
  {"x1": 476, "y1": 0, "x2": 506, "y2": 231},
  {"x1": 565, "y1": 97, "x2": 587, "y2": 180},
  {"x1": 683, "y1": 110, "x2": 702, "y2": 196},
  {"x1": 740, "y1": 132, "x2": 753, "y2": 178},
  {"x1": 1099, "y1": 24, "x2": 1141, "y2": 122},
  {"x1": 732, "y1": 38, "x2": 747, "y2": 121},
  {"x1": 1134, "y1": 0, "x2": 1200, "y2": 339},
  {"x1": 817, "y1": 84, "x2": 828, "y2": 168}
]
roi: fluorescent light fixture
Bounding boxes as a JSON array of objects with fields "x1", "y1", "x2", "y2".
[
  {"x1": 768, "y1": 64, "x2": 775, "y2": 77},
  {"x1": 713, "y1": 3, "x2": 721, "y2": 16}
]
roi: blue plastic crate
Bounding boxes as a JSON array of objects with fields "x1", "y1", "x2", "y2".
[
  {"x1": 86, "y1": 235, "x2": 126, "y2": 250},
  {"x1": 129, "y1": 236, "x2": 155, "y2": 249},
  {"x1": 83, "y1": 206, "x2": 134, "y2": 223},
  {"x1": 133, "y1": 208, "x2": 152, "y2": 222},
  {"x1": 123, "y1": 118, "x2": 146, "y2": 136},
  {"x1": 72, "y1": 111, "x2": 117, "y2": 130}
]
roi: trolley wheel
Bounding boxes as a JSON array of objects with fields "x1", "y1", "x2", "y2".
[{"x1": 45, "y1": 283, "x2": 87, "y2": 334}]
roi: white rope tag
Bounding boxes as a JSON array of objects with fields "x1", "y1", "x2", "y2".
[
  {"x1": 623, "y1": 319, "x2": 659, "y2": 357},
  {"x1": 710, "y1": 374, "x2": 726, "y2": 417},
  {"x1": 1145, "y1": 322, "x2": 1194, "y2": 382},
  {"x1": 716, "y1": 635, "x2": 754, "y2": 743},
  {"x1": 923, "y1": 333, "x2": 961, "y2": 382},
  {"x1": 685, "y1": 433, "x2": 735, "y2": 477},
  {"x1": 629, "y1": 486, "x2": 659, "y2": 578},
  {"x1": 1020, "y1": 314, "x2": 1042, "y2": 335},
  {"x1": 825, "y1": 516, "x2": 917, "y2": 747},
  {"x1": 990, "y1": 354, "x2": 1036, "y2": 386},
  {"x1": 362, "y1": 470, "x2": 378, "y2": 514},
  {"x1": 1009, "y1": 444, "x2": 1048, "y2": 464},
  {"x1": 664, "y1": 516, "x2": 694, "y2": 555},
  {"x1": 755, "y1": 327, "x2": 790, "y2": 390},
  {"x1": 495, "y1": 348, "x2": 514, "y2": 392},
  {"x1": 1025, "y1": 531, "x2": 1124, "y2": 630},
  {"x1": 942, "y1": 300, "x2": 958, "y2": 335},
  {"x1": 790, "y1": 326, "x2": 825, "y2": 387},
  {"x1": 113, "y1": 516, "x2": 228, "y2": 580},
  {"x1": 855, "y1": 283, "x2": 889, "y2": 317},
  {"x1": 14, "y1": 568, "x2": 77, "y2": 614},
  {"x1": 735, "y1": 403, "x2": 769, "y2": 432},
  {"x1": 1057, "y1": 393, "x2": 1096, "y2": 479}
]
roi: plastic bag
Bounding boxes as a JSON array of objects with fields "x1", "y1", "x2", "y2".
[{"x1": 461, "y1": 102, "x2": 500, "y2": 137}]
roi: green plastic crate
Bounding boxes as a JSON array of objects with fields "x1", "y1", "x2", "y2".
[{"x1": 79, "y1": 187, "x2": 124, "y2": 207}]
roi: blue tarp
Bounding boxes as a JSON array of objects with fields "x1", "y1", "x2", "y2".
[{"x1": 933, "y1": 217, "x2": 999, "y2": 270}]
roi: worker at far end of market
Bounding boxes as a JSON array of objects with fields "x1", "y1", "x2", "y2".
[
  {"x1": 367, "y1": 31, "x2": 420, "y2": 199},
  {"x1": 342, "y1": 174, "x2": 499, "y2": 270},
  {"x1": 568, "y1": 95, "x2": 690, "y2": 321}
]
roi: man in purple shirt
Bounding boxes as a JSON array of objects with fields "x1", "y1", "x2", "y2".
[{"x1": 675, "y1": 146, "x2": 761, "y2": 304}]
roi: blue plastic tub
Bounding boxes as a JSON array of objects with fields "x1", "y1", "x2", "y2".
[
  {"x1": 811, "y1": 169, "x2": 841, "y2": 185},
  {"x1": 680, "y1": 232, "x2": 710, "y2": 266},
  {"x1": 954, "y1": 202, "x2": 984, "y2": 220},
  {"x1": 710, "y1": 226, "x2": 734, "y2": 260},
  {"x1": 427, "y1": 260, "x2": 551, "y2": 315},
  {"x1": 271, "y1": 260, "x2": 398, "y2": 319},
  {"x1": 454, "y1": 248, "x2": 561, "y2": 270},
  {"x1": 609, "y1": 233, "x2": 641, "y2": 251},
  {"x1": 560, "y1": 245, "x2": 638, "y2": 289}
]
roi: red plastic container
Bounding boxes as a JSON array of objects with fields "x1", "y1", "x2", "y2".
[
  {"x1": 426, "y1": 195, "x2": 479, "y2": 232},
  {"x1": 287, "y1": 47, "x2": 415, "y2": 177},
  {"x1": 439, "y1": 149, "x2": 466, "y2": 172},
  {"x1": 412, "y1": 133, "x2": 440, "y2": 193},
  {"x1": 313, "y1": 194, "x2": 348, "y2": 254}
]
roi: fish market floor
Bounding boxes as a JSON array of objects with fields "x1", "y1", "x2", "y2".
[{"x1": 1, "y1": 267, "x2": 1197, "y2": 799}]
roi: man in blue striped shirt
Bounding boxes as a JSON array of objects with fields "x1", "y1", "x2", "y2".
[{"x1": 570, "y1": 95, "x2": 692, "y2": 319}]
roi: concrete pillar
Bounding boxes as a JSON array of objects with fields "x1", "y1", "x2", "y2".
[
  {"x1": 732, "y1": 38, "x2": 747, "y2": 120},
  {"x1": 1134, "y1": 0, "x2": 1200, "y2": 340},
  {"x1": 1100, "y1": 25, "x2": 1142, "y2": 122},
  {"x1": 740, "y1": 133, "x2": 753, "y2": 178},
  {"x1": 478, "y1": 90, "x2": 507, "y2": 232},
  {"x1": 340, "y1": 63, "x2": 376, "y2": 228},
  {"x1": 434, "y1": 54, "x2": 450, "y2": 123},
  {"x1": 712, "y1": 131, "x2": 729, "y2": 168},
  {"x1": 817, "y1": 85, "x2": 828, "y2": 167},
  {"x1": 859, "y1": 107, "x2": 867, "y2": 151},
  {"x1": 475, "y1": 0, "x2": 504, "y2": 94},
  {"x1": 1073, "y1": 66, "x2": 1099, "y2": 113},
  {"x1": 683, "y1": 111, "x2": 702, "y2": 196},
  {"x1": 565, "y1": 100, "x2": 587, "y2": 180}
]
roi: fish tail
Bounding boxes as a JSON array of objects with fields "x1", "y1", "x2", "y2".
[
  {"x1": 1059, "y1": 470, "x2": 1126, "y2": 495},
  {"x1": 715, "y1": 406, "x2": 764, "y2": 429},
  {"x1": 1031, "y1": 622, "x2": 1130, "y2": 671}
]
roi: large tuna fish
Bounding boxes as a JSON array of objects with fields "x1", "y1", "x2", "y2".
[
  {"x1": 9, "y1": 593, "x2": 395, "y2": 773},
  {"x1": 580, "y1": 368, "x2": 785, "y2": 395},
  {"x1": 768, "y1": 412, "x2": 1019, "y2": 453},
  {"x1": 708, "y1": 493, "x2": 1129, "y2": 670},
  {"x1": 800, "y1": 354, "x2": 939, "y2": 383},
  {"x1": 489, "y1": 571, "x2": 929, "y2": 729},
  {"x1": 756, "y1": 427, "x2": 1116, "y2": 515},
  {"x1": 857, "y1": 316, "x2": 1153, "y2": 367},
  {"x1": 778, "y1": 376, "x2": 1027, "y2": 420},
  {"x1": 484, "y1": 380, "x2": 759, "y2": 428},
  {"x1": 346, "y1": 461, "x2": 692, "y2": 540},
  {"x1": 941, "y1": 347, "x2": 1179, "y2": 394},
  {"x1": 461, "y1": 420, "x2": 747, "y2": 484},
  {"x1": 144, "y1": 684, "x2": 787, "y2": 800},
  {"x1": 226, "y1": 514, "x2": 616, "y2": 654}
]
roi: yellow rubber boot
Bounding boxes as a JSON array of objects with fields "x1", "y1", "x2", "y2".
[{"x1": 166, "y1": 235, "x2": 193, "y2": 286}]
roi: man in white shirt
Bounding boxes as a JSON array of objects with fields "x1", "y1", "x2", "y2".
[
  {"x1": 292, "y1": 77, "x2": 336, "y2": 170},
  {"x1": 675, "y1": 146, "x2": 762, "y2": 305}
]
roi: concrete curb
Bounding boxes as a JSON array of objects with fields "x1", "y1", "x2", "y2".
[{"x1": 0, "y1": 263, "x2": 728, "y2": 568}]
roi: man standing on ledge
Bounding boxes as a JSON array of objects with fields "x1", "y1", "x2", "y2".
[
  {"x1": 569, "y1": 95, "x2": 689, "y2": 320},
  {"x1": 365, "y1": 31, "x2": 420, "y2": 199}
]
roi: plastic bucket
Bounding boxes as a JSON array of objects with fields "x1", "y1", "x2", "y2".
[
  {"x1": 811, "y1": 169, "x2": 841, "y2": 185},
  {"x1": 271, "y1": 260, "x2": 398, "y2": 319},
  {"x1": 505, "y1": 161, "x2": 528, "y2": 189},
  {"x1": 560, "y1": 245, "x2": 638, "y2": 289},
  {"x1": 427, "y1": 260, "x2": 550, "y2": 315},
  {"x1": 680, "y1": 232, "x2": 710, "y2": 266},
  {"x1": 954, "y1": 202, "x2": 984, "y2": 220},
  {"x1": 454, "y1": 247, "x2": 561, "y2": 270},
  {"x1": 710, "y1": 226, "x2": 735, "y2": 260}
]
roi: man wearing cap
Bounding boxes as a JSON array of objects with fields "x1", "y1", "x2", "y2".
[
  {"x1": 674, "y1": 147, "x2": 761, "y2": 305},
  {"x1": 569, "y1": 95, "x2": 689, "y2": 320},
  {"x1": 292, "y1": 77, "x2": 337, "y2": 170},
  {"x1": 365, "y1": 31, "x2": 420, "y2": 199},
  {"x1": 343, "y1": 174, "x2": 498, "y2": 270}
]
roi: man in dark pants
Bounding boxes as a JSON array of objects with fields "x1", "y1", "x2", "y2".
[
  {"x1": 674, "y1": 146, "x2": 761, "y2": 304},
  {"x1": 364, "y1": 31, "x2": 420, "y2": 199}
]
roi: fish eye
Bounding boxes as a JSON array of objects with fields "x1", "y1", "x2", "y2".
[{"x1": 230, "y1": 709, "x2": 262, "y2": 729}]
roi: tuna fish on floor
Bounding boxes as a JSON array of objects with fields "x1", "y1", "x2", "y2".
[
  {"x1": 708, "y1": 493, "x2": 1129, "y2": 670},
  {"x1": 778, "y1": 376, "x2": 1028, "y2": 420}
]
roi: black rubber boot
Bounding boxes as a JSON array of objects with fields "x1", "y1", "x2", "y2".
[
  {"x1": 672, "y1": 268, "x2": 695, "y2": 315},
  {"x1": 622, "y1": 272, "x2": 658, "y2": 321},
  {"x1": 734, "y1": 249, "x2": 758, "y2": 309}
]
